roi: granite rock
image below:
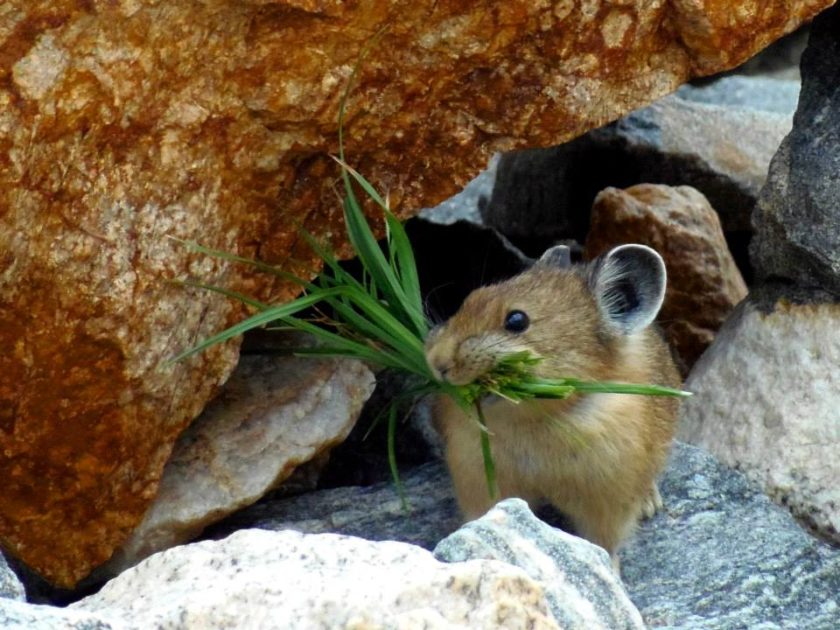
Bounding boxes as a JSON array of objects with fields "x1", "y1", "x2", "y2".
[
  {"x1": 751, "y1": 4, "x2": 840, "y2": 295},
  {"x1": 104, "y1": 352, "x2": 374, "y2": 575},
  {"x1": 623, "y1": 442, "x2": 840, "y2": 629},
  {"x1": 678, "y1": 286, "x2": 840, "y2": 544},
  {"x1": 586, "y1": 184, "x2": 748, "y2": 373},
  {"x1": 0, "y1": 552, "x2": 24, "y2": 602},
  {"x1": 7, "y1": 0, "x2": 829, "y2": 587},
  {"x1": 74, "y1": 529, "x2": 559, "y2": 629},
  {"x1": 0, "y1": 600, "x2": 112, "y2": 630},
  {"x1": 435, "y1": 499, "x2": 645, "y2": 630},
  {"x1": 205, "y1": 461, "x2": 461, "y2": 551}
]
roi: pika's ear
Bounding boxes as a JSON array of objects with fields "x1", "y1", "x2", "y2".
[
  {"x1": 538, "y1": 245, "x2": 572, "y2": 269},
  {"x1": 589, "y1": 244, "x2": 666, "y2": 335}
]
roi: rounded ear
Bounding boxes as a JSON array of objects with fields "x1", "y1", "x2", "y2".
[
  {"x1": 538, "y1": 245, "x2": 572, "y2": 269},
  {"x1": 589, "y1": 244, "x2": 666, "y2": 335}
]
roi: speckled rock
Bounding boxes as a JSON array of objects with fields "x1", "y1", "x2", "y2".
[
  {"x1": 752, "y1": 4, "x2": 840, "y2": 295},
  {"x1": 678, "y1": 286, "x2": 840, "y2": 544},
  {"x1": 0, "y1": 600, "x2": 112, "y2": 630},
  {"x1": 623, "y1": 442, "x2": 840, "y2": 629},
  {"x1": 586, "y1": 184, "x2": 747, "y2": 373},
  {"x1": 205, "y1": 461, "x2": 461, "y2": 550},
  {"x1": 0, "y1": 552, "x2": 23, "y2": 602},
  {"x1": 0, "y1": 0, "x2": 832, "y2": 588},
  {"x1": 435, "y1": 499, "x2": 645, "y2": 630},
  {"x1": 104, "y1": 353, "x2": 374, "y2": 574},
  {"x1": 73, "y1": 529, "x2": 560, "y2": 629}
]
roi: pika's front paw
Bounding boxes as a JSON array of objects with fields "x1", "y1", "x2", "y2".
[{"x1": 641, "y1": 483, "x2": 663, "y2": 520}]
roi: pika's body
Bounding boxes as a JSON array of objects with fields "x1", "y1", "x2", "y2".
[{"x1": 425, "y1": 244, "x2": 680, "y2": 558}]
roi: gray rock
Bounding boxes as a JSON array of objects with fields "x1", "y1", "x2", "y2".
[
  {"x1": 419, "y1": 154, "x2": 498, "y2": 226},
  {"x1": 0, "y1": 551, "x2": 24, "y2": 601},
  {"x1": 676, "y1": 76, "x2": 800, "y2": 115},
  {"x1": 623, "y1": 442, "x2": 840, "y2": 629},
  {"x1": 435, "y1": 499, "x2": 645, "y2": 630},
  {"x1": 751, "y1": 5, "x2": 840, "y2": 295},
  {"x1": 204, "y1": 461, "x2": 461, "y2": 550},
  {"x1": 677, "y1": 284, "x2": 840, "y2": 543},
  {"x1": 0, "y1": 599, "x2": 112, "y2": 629},
  {"x1": 482, "y1": 87, "x2": 791, "y2": 260}
]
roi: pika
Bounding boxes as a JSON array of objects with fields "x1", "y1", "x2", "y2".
[{"x1": 425, "y1": 244, "x2": 681, "y2": 562}]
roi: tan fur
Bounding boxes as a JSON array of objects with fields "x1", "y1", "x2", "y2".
[{"x1": 426, "y1": 265, "x2": 681, "y2": 559}]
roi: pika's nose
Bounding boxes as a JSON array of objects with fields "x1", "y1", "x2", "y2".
[{"x1": 430, "y1": 359, "x2": 452, "y2": 382}]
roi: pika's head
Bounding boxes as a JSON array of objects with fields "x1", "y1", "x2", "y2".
[{"x1": 424, "y1": 244, "x2": 667, "y2": 385}]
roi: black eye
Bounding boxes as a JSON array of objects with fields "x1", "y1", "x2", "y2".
[{"x1": 504, "y1": 310, "x2": 530, "y2": 333}]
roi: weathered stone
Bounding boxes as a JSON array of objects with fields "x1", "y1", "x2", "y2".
[
  {"x1": 103, "y1": 353, "x2": 374, "y2": 575},
  {"x1": 0, "y1": 0, "x2": 832, "y2": 588},
  {"x1": 206, "y1": 461, "x2": 461, "y2": 550},
  {"x1": 586, "y1": 184, "x2": 748, "y2": 373},
  {"x1": 483, "y1": 90, "x2": 793, "y2": 258},
  {"x1": 0, "y1": 552, "x2": 24, "y2": 602},
  {"x1": 624, "y1": 442, "x2": 840, "y2": 629},
  {"x1": 676, "y1": 76, "x2": 800, "y2": 115},
  {"x1": 0, "y1": 599, "x2": 112, "y2": 630},
  {"x1": 678, "y1": 286, "x2": 840, "y2": 543},
  {"x1": 752, "y1": 5, "x2": 840, "y2": 295},
  {"x1": 74, "y1": 529, "x2": 560, "y2": 629},
  {"x1": 435, "y1": 499, "x2": 645, "y2": 630}
]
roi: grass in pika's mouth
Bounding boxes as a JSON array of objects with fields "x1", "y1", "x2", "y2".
[{"x1": 170, "y1": 56, "x2": 689, "y2": 506}]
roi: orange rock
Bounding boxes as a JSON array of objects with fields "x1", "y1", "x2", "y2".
[
  {"x1": 585, "y1": 184, "x2": 748, "y2": 374},
  {"x1": 0, "y1": 0, "x2": 831, "y2": 586}
]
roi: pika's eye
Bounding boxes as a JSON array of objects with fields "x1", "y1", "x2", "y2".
[{"x1": 504, "y1": 310, "x2": 530, "y2": 333}]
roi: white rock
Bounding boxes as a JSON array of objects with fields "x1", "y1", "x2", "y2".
[
  {"x1": 0, "y1": 598, "x2": 113, "y2": 629},
  {"x1": 435, "y1": 499, "x2": 645, "y2": 630},
  {"x1": 678, "y1": 296, "x2": 840, "y2": 541},
  {"x1": 74, "y1": 529, "x2": 559, "y2": 629},
  {"x1": 107, "y1": 354, "x2": 375, "y2": 573}
]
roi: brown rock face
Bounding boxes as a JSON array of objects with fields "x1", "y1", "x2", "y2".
[
  {"x1": 0, "y1": 1, "x2": 830, "y2": 587},
  {"x1": 585, "y1": 185, "x2": 748, "y2": 374}
]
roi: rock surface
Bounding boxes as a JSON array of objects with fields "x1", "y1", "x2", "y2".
[
  {"x1": 678, "y1": 287, "x2": 840, "y2": 543},
  {"x1": 435, "y1": 499, "x2": 645, "y2": 630},
  {"x1": 206, "y1": 461, "x2": 461, "y2": 550},
  {"x1": 623, "y1": 442, "x2": 840, "y2": 629},
  {"x1": 74, "y1": 529, "x2": 560, "y2": 629},
  {"x1": 586, "y1": 184, "x2": 747, "y2": 373},
  {"x1": 0, "y1": 553, "x2": 23, "y2": 602},
  {"x1": 482, "y1": 86, "x2": 794, "y2": 260},
  {"x1": 752, "y1": 4, "x2": 840, "y2": 295},
  {"x1": 105, "y1": 353, "x2": 374, "y2": 575},
  {"x1": 0, "y1": 599, "x2": 113, "y2": 630},
  {"x1": 6, "y1": 0, "x2": 829, "y2": 587}
]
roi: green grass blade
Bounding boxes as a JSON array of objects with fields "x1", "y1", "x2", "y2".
[
  {"x1": 175, "y1": 280, "x2": 269, "y2": 311},
  {"x1": 387, "y1": 404, "x2": 409, "y2": 511},
  {"x1": 169, "y1": 289, "x2": 344, "y2": 363},
  {"x1": 474, "y1": 401, "x2": 499, "y2": 501}
]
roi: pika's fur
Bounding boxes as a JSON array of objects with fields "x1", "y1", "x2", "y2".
[{"x1": 425, "y1": 244, "x2": 681, "y2": 561}]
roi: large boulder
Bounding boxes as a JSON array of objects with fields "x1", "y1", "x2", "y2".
[
  {"x1": 751, "y1": 3, "x2": 840, "y2": 295},
  {"x1": 72, "y1": 529, "x2": 560, "y2": 629},
  {"x1": 677, "y1": 286, "x2": 840, "y2": 543},
  {"x1": 0, "y1": 0, "x2": 832, "y2": 587},
  {"x1": 103, "y1": 353, "x2": 375, "y2": 575}
]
